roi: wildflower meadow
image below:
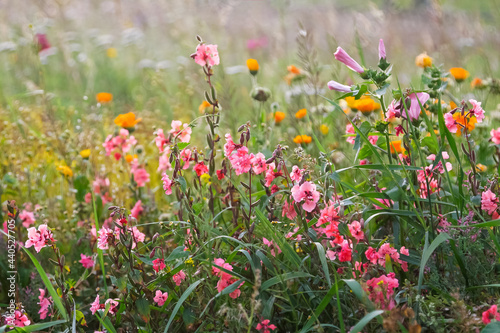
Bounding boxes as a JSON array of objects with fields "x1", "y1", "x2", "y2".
[{"x1": 2, "y1": 1, "x2": 500, "y2": 332}]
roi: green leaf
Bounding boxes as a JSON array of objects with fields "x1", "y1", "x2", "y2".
[
  {"x1": 261, "y1": 272, "x2": 312, "y2": 291},
  {"x1": 74, "y1": 175, "x2": 89, "y2": 202},
  {"x1": 482, "y1": 321, "x2": 500, "y2": 333},
  {"x1": 177, "y1": 142, "x2": 190, "y2": 150},
  {"x1": 299, "y1": 283, "x2": 338, "y2": 333},
  {"x1": 163, "y1": 279, "x2": 204, "y2": 333},
  {"x1": 349, "y1": 310, "x2": 384, "y2": 333},
  {"x1": 95, "y1": 312, "x2": 117, "y2": 333},
  {"x1": 10, "y1": 320, "x2": 66, "y2": 333},
  {"x1": 22, "y1": 248, "x2": 69, "y2": 320},
  {"x1": 314, "y1": 242, "x2": 331, "y2": 288},
  {"x1": 418, "y1": 232, "x2": 450, "y2": 292},
  {"x1": 136, "y1": 297, "x2": 150, "y2": 317}
]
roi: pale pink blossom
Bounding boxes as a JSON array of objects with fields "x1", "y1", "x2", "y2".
[
  {"x1": 401, "y1": 92, "x2": 430, "y2": 121},
  {"x1": 251, "y1": 152, "x2": 267, "y2": 175},
  {"x1": 444, "y1": 112, "x2": 457, "y2": 133},
  {"x1": 162, "y1": 173, "x2": 174, "y2": 195},
  {"x1": 154, "y1": 290, "x2": 169, "y2": 306},
  {"x1": 469, "y1": 99, "x2": 484, "y2": 122},
  {"x1": 289, "y1": 165, "x2": 304, "y2": 182},
  {"x1": 482, "y1": 189, "x2": 498, "y2": 215},
  {"x1": 25, "y1": 224, "x2": 55, "y2": 252},
  {"x1": 38, "y1": 289, "x2": 52, "y2": 319},
  {"x1": 155, "y1": 129, "x2": 169, "y2": 152},
  {"x1": 327, "y1": 80, "x2": 351, "y2": 93},
  {"x1": 90, "y1": 295, "x2": 102, "y2": 315},
  {"x1": 133, "y1": 168, "x2": 150, "y2": 187},
  {"x1": 172, "y1": 270, "x2": 187, "y2": 286},
  {"x1": 105, "y1": 299, "x2": 119, "y2": 315},
  {"x1": 282, "y1": 200, "x2": 297, "y2": 220},
  {"x1": 19, "y1": 210, "x2": 36, "y2": 228},
  {"x1": 192, "y1": 44, "x2": 220, "y2": 67},
  {"x1": 97, "y1": 227, "x2": 115, "y2": 250},
  {"x1": 378, "y1": 39, "x2": 386, "y2": 60},
  {"x1": 334, "y1": 47, "x2": 364, "y2": 74},
  {"x1": 491, "y1": 128, "x2": 500, "y2": 145},
  {"x1": 291, "y1": 181, "x2": 320, "y2": 212},
  {"x1": 170, "y1": 120, "x2": 192, "y2": 143},
  {"x1": 345, "y1": 124, "x2": 355, "y2": 145}
]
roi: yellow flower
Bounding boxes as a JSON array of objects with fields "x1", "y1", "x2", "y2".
[
  {"x1": 106, "y1": 47, "x2": 117, "y2": 58},
  {"x1": 471, "y1": 77, "x2": 484, "y2": 89},
  {"x1": 293, "y1": 135, "x2": 312, "y2": 144},
  {"x1": 199, "y1": 100, "x2": 211, "y2": 114},
  {"x1": 345, "y1": 96, "x2": 357, "y2": 109},
  {"x1": 114, "y1": 112, "x2": 142, "y2": 129},
  {"x1": 246, "y1": 58, "x2": 259, "y2": 75},
  {"x1": 450, "y1": 67, "x2": 469, "y2": 82},
  {"x1": 274, "y1": 111, "x2": 285, "y2": 124},
  {"x1": 390, "y1": 140, "x2": 405, "y2": 154},
  {"x1": 476, "y1": 164, "x2": 487, "y2": 173},
  {"x1": 96, "y1": 92, "x2": 113, "y2": 104},
  {"x1": 320, "y1": 124, "x2": 329, "y2": 135},
  {"x1": 295, "y1": 108, "x2": 307, "y2": 119},
  {"x1": 415, "y1": 52, "x2": 432, "y2": 68},
  {"x1": 57, "y1": 165, "x2": 73, "y2": 177},
  {"x1": 200, "y1": 173, "x2": 211, "y2": 185},
  {"x1": 346, "y1": 96, "x2": 380, "y2": 113},
  {"x1": 125, "y1": 154, "x2": 138, "y2": 163},
  {"x1": 80, "y1": 149, "x2": 91, "y2": 159}
]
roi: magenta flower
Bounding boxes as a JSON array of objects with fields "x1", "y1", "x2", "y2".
[
  {"x1": 256, "y1": 319, "x2": 277, "y2": 333},
  {"x1": 338, "y1": 240, "x2": 352, "y2": 262},
  {"x1": 482, "y1": 190, "x2": 498, "y2": 215},
  {"x1": 25, "y1": 224, "x2": 55, "y2": 252},
  {"x1": 282, "y1": 200, "x2": 297, "y2": 220},
  {"x1": 152, "y1": 258, "x2": 166, "y2": 273},
  {"x1": 7, "y1": 310, "x2": 30, "y2": 327},
  {"x1": 162, "y1": 173, "x2": 173, "y2": 195},
  {"x1": 483, "y1": 304, "x2": 500, "y2": 324},
  {"x1": 378, "y1": 39, "x2": 386, "y2": 60},
  {"x1": 401, "y1": 92, "x2": 430, "y2": 121},
  {"x1": 491, "y1": 127, "x2": 500, "y2": 145},
  {"x1": 38, "y1": 289, "x2": 52, "y2": 320},
  {"x1": 35, "y1": 33, "x2": 51, "y2": 52},
  {"x1": 172, "y1": 270, "x2": 187, "y2": 286},
  {"x1": 154, "y1": 290, "x2": 169, "y2": 306},
  {"x1": 469, "y1": 99, "x2": 485, "y2": 122},
  {"x1": 79, "y1": 254, "x2": 95, "y2": 269},
  {"x1": 327, "y1": 80, "x2": 351, "y2": 93},
  {"x1": 345, "y1": 124, "x2": 355, "y2": 145},
  {"x1": 364, "y1": 273, "x2": 399, "y2": 310},
  {"x1": 291, "y1": 181, "x2": 320, "y2": 212},
  {"x1": 334, "y1": 47, "x2": 364, "y2": 74},
  {"x1": 191, "y1": 44, "x2": 220, "y2": 67}
]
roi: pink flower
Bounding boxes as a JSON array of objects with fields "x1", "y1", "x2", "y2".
[
  {"x1": 194, "y1": 162, "x2": 209, "y2": 176},
  {"x1": 35, "y1": 33, "x2": 51, "y2": 52},
  {"x1": 25, "y1": 224, "x2": 55, "y2": 252},
  {"x1": 154, "y1": 290, "x2": 169, "y2": 306},
  {"x1": 348, "y1": 221, "x2": 364, "y2": 241},
  {"x1": 251, "y1": 153, "x2": 267, "y2": 175},
  {"x1": 491, "y1": 128, "x2": 500, "y2": 145},
  {"x1": 247, "y1": 37, "x2": 268, "y2": 50},
  {"x1": 90, "y1": 295, "x2": 102, "y2": 315},
  {"x1": 282, "y1": 200, "x2": 297, "y2": 220},
  {"x1": 401, "y1": 92, "x2": 430, "y2": 121},
  {"x1": 385, "y1": 100, "x2": 398, "y2": 121},
  {"x1": 131, "y1": 200, "x2": 143, "y2": 219},
  {"x1": 228, "y1": 146, "x2": 253, "y2": 175},
  {"x1": 191, "y1": 44, "x2": 220, "y2": 67},
  {"x1": 469, "y1": 99, "x2": 484, "y2": 123},
  {"x1": 130, "y1": 227, "x2": 145, "y2": 248},
  {"x1": 19, "y1": 210, "x2": 36, "y2": 228},
  {"x1": 170, "y1": 120, "x2": 192, "y2": 143},
  {"x1": 256, "y1": 319, "x2": 277, "y2": 333},
  {"x1": 155, "y1": 129, "x2": 169, "y2": 152},
  {"x1": 158, "y1": 151, "x2": 172, "y2": 172},
  {"x1": 327, "y1": 80, "x2": 351, "y2": 93},
  {"x1": 444, "y1": 112, "x2": 457, "y2": 133},
  {"x1": 364, "y1": 273, "x2": 399, "y2": 310},
  {"x1": 291, "y1": 181, "x2": 320, "y2": 212},
  {"x1": 334, "y1": 47, "x2": 364, "y2": 74},
  {"x1": 217, "y1": 169, "x2": 225, "y2": 180},
  {"x1": 162, "y1": 173, "x2": 174, "y2": 195},
  {"x1": 369, "y1": 135, "x2": 378, "y2": 145},
  {"x1": 338, "y1": 240, "x2": 352, "y2": 262},
  {"x1": 482, "y1": 304, "x2": 500, "y2": 324},
  {"x1": 263, "y1": 237, "x2": 281, "y2": 257},
  {"x1": 97, "y1": 227, "x2": 115, "y2": 250},
  {"x1": 38, "y1": 289, "x2": 52, "y2": 319},
  {"x1": 7, "y1": 310, "x2": 30, "y2": 327},
  {"x1": 105, "y1": 299, "x2": 119, "y2": 315},
  {"x1": 133, "y1": 168, "x2": 150, "y2": 187},
  {"x1": 180, "y1": 149, "x2": 192, "y2": 169},
  {"x1": 378, "y1": 39, "x2": 386, "y2": 60},
  {"x1": 79, "y1": 254, "x2": 95, "y2": 269},
  {"x1": 153, "y1": 258, "x2": 166, "y2": 273},
  {"x1": 395, "y1": 125, "x2": 404, "y2": 136},
  {"x1": 345, "y1": 124, "x2": 355, "y2": 145},
  {"x1": 264, "y1": 163, "x2": 282, "y2": 187},
  {"x1": 172, "y1": 270, "x2": 187, "y2": 286},
  {"x1": 289, "y1": 165, "x2": 304, "y2": 182},
  {"x1": 482, "y1": 190, "x2": 498, "y2": 215}
]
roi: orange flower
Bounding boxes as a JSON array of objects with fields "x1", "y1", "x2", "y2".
[
  {"x1": 295, "y1": 108, "x2": 307, "y2": 119},
  {"x1": 390, "y1": 140, "x2": 405, "y2": 154},
  {"x1": 449, "y1": 67, "x2": 469, "y2": 82},
  {"x1": 274, "y1": 111, "x2": 286, "y2": 124},
  {"x1": 293, "y1": 135, "x2": 312, "y2": 144},
  {"x1": 471, "y1": 77, "x2": 484, "y2": 89},
  {"x1": 345, "y1": 96, "x2": 357, "y2": 109},
  {"x1": 199, "y1": 100, "x2": 211, "y2": 114},
  {"x1": 449, "y1": 101, "x2": 458, "y2": 109},
  {"x1": 96, "y1": 92, "x2": 113, "y2": 104},
  {"x1": 287, "y1": 65, "x2": 301, "y2": 74},
  {"x1": 415, "y1": 52, "x2": 432, "y2": 68},
  {"x1": 246, "y1": 59, "x2": 259, "y2": 75},
  {"x1": 114, "y1": 112, "x2": 142, "y2": 129},
  {"x1": 125, "y1": 154, "x2": 138, "y2": 163},
  {"x1": 346, "y1": 96, "x2": 380, "y2": 113},
  {"x1": 453, "y1": 112, "x2": 476, "y2": 136}
]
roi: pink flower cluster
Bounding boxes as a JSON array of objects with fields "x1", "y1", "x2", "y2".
[
  {"x1": 224, "y1": 134, "x2": 268, "y2": 176},
  {"x1": 444, "y1": 99, "x2": 485, "y2": 133},
  {"x1": 152, "y1": 258, "x2": 166, "y2": 273},
  {"x1": 173, "y1": 270, "x2": 187, "y2": 286},
  {"x1": 19, "y1": 210, "x2": 36, "y2": 228},
  {"x1": 4, "y1": 310, "x2": 30, "y2": 327},
  {"x1": 97, "y1": 224, "x2": 145, "y2": 250},
  {"x1": 90, "y1": 295, "x2": 119, "y2": 315},
  {"x1": 482, "y1": 189, "x2": 499, "y2": 217},
  {"x1": 345, "y1": 124, "x2": 378, "y2": 145},
  {"x1": 131, "y1": 160, "x2": 150, "y2": 187},
  {"x1": 79, "y1": 254, "x2": 95, "y2": 269},
  {"x1": 364, "y1": 273, "x2": 399, "y2": 310},
  {"x1": 103, "y1": 129, "x2": 137, "y2": 158},
  {"x1": 291, "y1": 181, "x2": 320, "y2": 213},
  {"x1": 25, "y1": 224, "x2": 55, "y2": 252},
  {"x1": 38, "y1": 289, "x2": 52, "y2": 319},
  {"x1": 191, "y1": 44, "x2": 220, "y2": 67},
  {"x1": 212, "y1": 258, "x2": 243, "y2": 299},
  {"x1": 256, "y1": 319, "x2": 277, "y2": 333},
  {"x1": 365, "y1": 243, "x2": 409, "y2": 272},
  {"x1": 154, "y1": 290, "x2": 169, "y2": 306}
]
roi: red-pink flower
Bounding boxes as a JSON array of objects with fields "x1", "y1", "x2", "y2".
[
  {"x1": 105, "y1": 299, "x2": 119, "y2": 315},
  {"x1": 133, "y1": 167, "x2": 150, "y2": 187},
  {"x1": 79, "y1": 254, "x2": 95, "y2": 269},
  {"x1": 172, "y1": 270, "x2": 187, "y2": 286},
  {"x1": 346, "y1": 124, "x2": 355, "y2": 144},
  {"x1": 263, "y1": 237, "x2": 281, "y2": 257},
  {"x1": 491, "y1": 127, "x2": 500, "y2": 145},
  {"x1": 25, "y1": 224, "x2": 55, "y2": 252},
  {"x1": 153, "y1": 258, "x2": 166, "y2": 273},
  {"x1": 131, "y1": 200, "x2": 143, "y2": 219},
  {"x1": 348, "y1": 221, "x2": 364, "y2": 241},
  {"x1": 38, "y1": 289, "x2": 52, "y2": 319},
  {"x1": 170, "y1": 120, "x2": 192, "y2": 143},
  {"x1": 291, "y1": 181, "x2": 320, "y2": 212},
  {"x1": 97, "y1": 227, "x2": 115, "y2": 250},
  {"x1": 444, "y1": 112, "x2": 457, "y2": 133},
  {"x1": 155, "y1": 129, "x2": 169, "y2": 152},
  {"x1": 385, "y1": 100, "x2": 398, "y2": 121},
  {"x1": 365, "y1": 273, "x2": 399, "y2": 310},
  {"x1": 194, "y1": 162, "x2": 209, "y2": 176},
  {"x1": 256, "y1": 319, "x2": 277, "y2": 333},
  {"x1": 264, "y1": 163, "x2": 282, "y2": 187},
  {"x1": 469, "y1": 99, "x2": 484, "y2": 123},
  {"x1": 192, "y1": 44, "x2": 220, "y2": 67},
  {"x1": 180, "y1": 148, "x2": 192, "y2": 169},
  {"x1": 338, "y1": 240, "x2": 352, "y2": 262},
  {"x1": 19, "y1": 210, "x2": 36, "y2": 228},
  {"x1": 6, "y1": 310, "x2": 30, "y2": 327},
  {"x1": 162, "y1": 173, "x2": 174, "y2": 195},
  {"x1": 154, "y1": 290, "x2": 169, "y2": 306},
  {"x1": 482, "y1": 304, "x2": 500, "y2": 324},
  {"x1": 282, "y1": 200, "x2": 297, "y2": 220},
  {"x1": 334, "y1": 47, "x2": 364, "y2": 74},
  {"x1": 251, "y1": 152, "x2": 267, "y2": 175},
  {"x1": 90, "y1": 295, "x2": 102, "y2": 315},
  {"x1": 482, "y1": 189, "x2": 498, "y2": 215}
]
